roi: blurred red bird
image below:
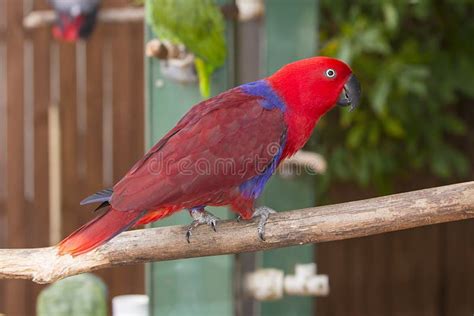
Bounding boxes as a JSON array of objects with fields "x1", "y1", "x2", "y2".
[
  {"x1": 58, "y1": 56, "x2": 361, "y2": 256},
  {"x1": 49, "y1": 0, "x2": 101, "y2": 41}
]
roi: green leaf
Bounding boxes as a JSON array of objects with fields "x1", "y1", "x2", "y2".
[
  {"x1": 383, "y1": 3, "x2": 399, "y2": 31},
  {"x1": 346, "y1": 124, "x2": 366, "y2": 148},
  {"x1": 442, "y1": 115, "x2": 467, "y2": 135},
  {"x1": 384, "y1": 118, "x2": 405, "y2": 138},
  {"x1": 368, "y1": 123, "x2": 381, "y2": 146},
  {"x1": 371, "y1": 77, "x2": 391, "y2": 115}
]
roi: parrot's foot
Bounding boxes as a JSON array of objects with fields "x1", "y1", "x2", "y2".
[
  {"x1": 252, "y1": 206, "x2": 277, "y2": 241},
  {"x1": 186, "y1": 207, "x2": 220, "y2": 243}
]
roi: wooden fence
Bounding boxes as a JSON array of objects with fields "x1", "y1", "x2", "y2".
[{"x1": 0, "y1": 0, "x2": 145, "y2": 314}]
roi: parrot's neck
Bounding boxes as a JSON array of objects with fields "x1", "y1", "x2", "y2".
[
  {"x1": 266, "y1": 80, "x2": 334, "y2": 159},
  {"x1": 282, "y1": 114, "x2": 319, "y2": 159},
  {"x1": 267, "y1": 88, "x2": 324, "y2": 159},
  {"x1": 240, "y1": 79, "x2": 321, "y2": 159}
]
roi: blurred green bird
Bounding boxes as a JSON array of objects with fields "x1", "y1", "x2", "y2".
[{"x1": 146, "y1": 0, "x2": 227, "y2": 98}]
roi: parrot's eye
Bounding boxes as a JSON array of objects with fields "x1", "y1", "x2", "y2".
[{"x1": 325, "y1": 69, "x2": 336, "y2": 78}]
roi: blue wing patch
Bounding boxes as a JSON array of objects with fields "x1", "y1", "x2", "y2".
[{"x1": 240, "y1": 80, "x2": 287, "y2": 112}]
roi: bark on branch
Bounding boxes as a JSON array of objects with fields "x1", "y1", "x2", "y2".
[{"x1": 1, "y1": 181, "x2": 473, "y2": 284}]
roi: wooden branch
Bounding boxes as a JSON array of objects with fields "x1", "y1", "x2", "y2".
[
  {"x1": 1, "y1": 181, "x2": 473, "y2": 284},
  {"x1": 23, "y1": 7, "x2": 145, "y2": 29}
]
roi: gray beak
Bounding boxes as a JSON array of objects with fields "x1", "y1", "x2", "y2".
[{"x1": 337, "y1": 74, "x2": 361, "y2": 111}]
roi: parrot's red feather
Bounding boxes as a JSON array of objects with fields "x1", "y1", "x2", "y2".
[
  {"x1": 134, "y1": 208, "x2": 173, "y2": 226},
  {"x1": 58, "y1": 207, "x2": 145, "y2": 256}
]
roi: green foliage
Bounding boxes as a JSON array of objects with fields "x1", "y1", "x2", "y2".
[
  {"x1": 146, "y1": 0, "x2": 227, "y2": 97},
  {"x1": 37, "y1": 274, "x2": 107, "y2": 316},
  {"x1": 315, "y1": 0, "x2": 474, "y2": 192}
]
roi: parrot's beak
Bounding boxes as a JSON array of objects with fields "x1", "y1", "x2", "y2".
[{"x1": 337, "y1": 74, "x2": 361, "y2": 111}]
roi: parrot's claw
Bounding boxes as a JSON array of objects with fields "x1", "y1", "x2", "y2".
[
  {"x1": 252, "y1": 206, "x2": 277, "y2": 241},
  {"x1": 186, "y1": 208, "x2": 220, "y2": 243}
]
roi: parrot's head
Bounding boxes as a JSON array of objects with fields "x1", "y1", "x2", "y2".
[
  {"x1": 51, "y1": 3, "x2": 100, "y2": 42},
  {"x1": 267, "y1": 56, "x2": 361, "y2": 156},
  {"x1": 268, "y1": 56, "x2": 361, "y2": 118}
]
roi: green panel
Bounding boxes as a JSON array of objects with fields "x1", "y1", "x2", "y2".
[
  {"x1": 145, "y1": 1, "x2": 235, "y2": 315},
  {"x1": 263, "y1": 0, "x2": 318, "y2": 75},
  {"x1": 261, "y1": 1, "x2": 318, "y2": 316}
]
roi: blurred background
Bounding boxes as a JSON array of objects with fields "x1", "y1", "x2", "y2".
[{"x1": 0, "y1": 0, "x2": 473, "y2": 315}]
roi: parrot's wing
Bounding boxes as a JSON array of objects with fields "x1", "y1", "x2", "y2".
[{"x1": 111, "y1": 87, "x2": 286, "y2": 211}]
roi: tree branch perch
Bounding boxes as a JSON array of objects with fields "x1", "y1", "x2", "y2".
[{"x1": 1, "y1": 181, "x2": 473, "y2": 284}]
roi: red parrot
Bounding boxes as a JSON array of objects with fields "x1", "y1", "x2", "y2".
[
  {"x1": 58, "y1": 56, "x2": 361, "y2": 256},
  {"x1": 49, "y1": 0, "x2": 101, "y2": 41}
]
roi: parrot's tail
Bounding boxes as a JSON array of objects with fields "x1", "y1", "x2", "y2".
[{"x1": 58, "y1": 207, "x2": 146, "y2": 256}]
